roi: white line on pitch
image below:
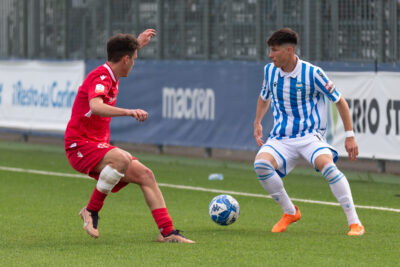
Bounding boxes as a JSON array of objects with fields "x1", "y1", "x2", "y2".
[{"x1": 1, "y1": 165, "x2": 399, "y2": 213}]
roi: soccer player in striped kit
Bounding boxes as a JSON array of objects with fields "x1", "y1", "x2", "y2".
[
  {"x1": 253, "y1": 28, "x2": 364, "y2": 236},
  {"x1": 65, "y1": 30, "x2": 194, "y2": 243}
]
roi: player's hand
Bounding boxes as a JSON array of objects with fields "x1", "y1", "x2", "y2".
[
  {"x1": 137, "y1": 29, "x2": 156, "y2": 49},
  {"x1": 254, "y1": 123, "x2": 264, "y2": 147},
  {"x1": 129, "y1": 109, "x2": 148, "y2": 122},
  {"x1": 345, "y1": 137, "x2": 358, "y2": 161}
]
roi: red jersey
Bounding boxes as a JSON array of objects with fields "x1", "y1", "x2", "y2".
[{"x1": 65, "y1": 63, "x2": 119, "y2": 143}]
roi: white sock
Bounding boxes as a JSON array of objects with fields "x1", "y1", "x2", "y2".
[
  {"x1": 322, "y1": 164, "x2": 361, "y2": 226},
  {"x1": 254, "y1": 159, "x2": 296, "y2": 215}
]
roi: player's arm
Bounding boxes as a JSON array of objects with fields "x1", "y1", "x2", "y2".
[
  {"x1": 89, "y1": 97, "x2": 148, "y2": 122},
  {"x1": 137, "y1": 29, "x2": 156, "y2": 49},
  {"x1": 335, "y1": 96, "x2": 358, "y2": 161},
  {"x1": 254, "y1": 96, "x2": 271, "y2": 147}
]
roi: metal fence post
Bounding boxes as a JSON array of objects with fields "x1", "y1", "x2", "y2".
[
  {"x1": 204, "y1": 0, "x2": 211, "y2": 60},
  {"x1": 227, "y1": 0, "x2": 233, "y2": 59},
  {"x1": 64, "y1": 0, "x2": 69, "y2": 59},
  {"x1": 276, "y1": 0, "x2": 283, "y2": 29},
  {"x1": 303, "y1": 0, "x2": 310, "y2": 61},
  {"x1": 23, "y1": 0, "x2": 28, "y2": 58},
  {"x1": 105, "y1": 0, "x2": 111, "y2": 39},
  {"x1": 256, "y1": 0, "x2": 263, "y2": 60},
  {"x1": 331, "y1": 0, "x2": 338, "y2": 60},
  {"x1": 391, "y1": 0, "x2": 398, "y2": 61},
  {"x1": 377, "y1": 0, "x2": 384, "y2": 63},
  {"x1": 157, "y1": 0, "x2": 164, "y2": 59},
  {"x1": 314, "y1": 0, "x2": 322, "y2": 61}
]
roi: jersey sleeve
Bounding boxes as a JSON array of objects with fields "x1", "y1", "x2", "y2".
[
  {"x1": 314, "y1": 67, "x2": 341, "y2": 103},
  {"x1": 87, "y1": 74, "x2": 112, "y2": 101},
  {"x1": 260, "y1": 64, "x2": 271, "y2": 101}
]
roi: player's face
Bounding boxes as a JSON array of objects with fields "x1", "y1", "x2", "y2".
[
  {"x1": 120, "y1": 50, "x2": 137, "y2": 77},
  {"x1": 268, "y1": 45, "x2": 291, "y2": 68}
]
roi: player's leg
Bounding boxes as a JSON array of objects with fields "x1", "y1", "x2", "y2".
[
  {"x1": 80, "y1": 148, "x2": 132, "y2": 238},
  {"x1": 254, "y1": 152, "x2": 296, "y2": 215},
  {"x1": 122, "y1": 160, "x2": 194, "y2": 243},
  {"x1": 314, "y1": 154, "x2": 364, "y2": 236},
  {"x1": 254, "y1": 145, "x2": 301, "y2": 232}
]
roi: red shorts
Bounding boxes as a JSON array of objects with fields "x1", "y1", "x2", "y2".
[{"x1": 65, "y1": 140, "x2": 137, "y2": 193}]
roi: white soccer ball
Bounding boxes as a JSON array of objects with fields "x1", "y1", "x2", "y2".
[{"x1": 209, "y1": 194, "x2": 240, "y2": 226}]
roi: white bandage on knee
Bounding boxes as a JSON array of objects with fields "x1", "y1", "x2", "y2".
[{"x1": 96, "y1": 165, "x2": 124, "y2": 194}]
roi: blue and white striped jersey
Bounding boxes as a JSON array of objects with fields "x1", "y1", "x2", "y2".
[{"x1": 260, "y1": 57, "x2": 341, "y2": 139}]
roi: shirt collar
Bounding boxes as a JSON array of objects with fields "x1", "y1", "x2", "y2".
[
  {"x1": 278, "y1": 55, "x2": 301, "y2": 78},
  {"x1": 103, "y1": 62, "x2": 117, "y2": 83}
]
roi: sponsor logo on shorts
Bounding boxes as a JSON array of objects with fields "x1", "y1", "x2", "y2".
[
  {"x1": 97, "y1": 143, "x2": 110, "y2": 149},
  {"x1": 95, "y1": 84, "x2": 105, "y2": 93},
  {"x1": 100, "y1": 75, "x2": 106, "y2": 80},
  {"x1": 69, "y1": 143, "x2": 77, "y2": 148},
  {"x1": 77, "y1": 151, "x2": 83, "y2": 158}
]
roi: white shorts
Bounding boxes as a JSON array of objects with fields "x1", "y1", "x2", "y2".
[{"x1": 256, "y1": 133, "x2": 338, "y2": 177}]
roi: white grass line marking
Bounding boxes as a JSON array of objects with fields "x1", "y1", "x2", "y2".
[{"x1": 1, "y1": 166, "x2": 399, "y2": 213}]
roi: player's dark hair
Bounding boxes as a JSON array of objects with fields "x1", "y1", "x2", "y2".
[
  {"x1": 107, "y1": 33, "x2": 140, "y2": 62},
  {"x1": 267, "y1": 28, "x2": 298, "y2": 46}
]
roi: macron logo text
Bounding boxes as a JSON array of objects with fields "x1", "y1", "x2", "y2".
[{"x1": 162, "y1": 87, "x2": 215, "y2": 120}]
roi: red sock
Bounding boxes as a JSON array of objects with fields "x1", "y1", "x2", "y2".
[
  {"x1": 87, "y1": 187, "x2": 107, "y2": 212},
  {"x1": 151, "y1": 208, "x2": 174, "y2": 236}
]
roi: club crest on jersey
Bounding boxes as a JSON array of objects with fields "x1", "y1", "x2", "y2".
[
  {"x1": 324, "y1": 80, "x2": 336, "y2": 93},
  {"x1": 95, "y1": 84, "x2": 105, "y2": 93},
  {"x1": 296, "y1": 81, "x2": 303, "y2": 92},
  {"x1": 100, "y1": 75, "x2": 106, "y2": 80},
  {"x1": 273, "y1": 81, "x2": 277, "y2": 88}
]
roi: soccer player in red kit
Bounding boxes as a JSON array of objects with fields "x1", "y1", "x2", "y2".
[{"x1": 64, "y1": 29, "x2": 194, "y2": 243}]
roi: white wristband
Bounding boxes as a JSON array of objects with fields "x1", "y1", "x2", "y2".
[{"x1": 345, "y1": 130, "x2": 355, "y2": 138}]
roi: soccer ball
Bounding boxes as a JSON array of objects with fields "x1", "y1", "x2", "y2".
[{"x1": 209, "y1": 194, "x2": 240, "y2": 226}]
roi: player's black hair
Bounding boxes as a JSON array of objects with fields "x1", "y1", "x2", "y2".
[
  {"x1": 267, "y1": 28, "x2": 298, "y2": 46},
  {"x1": 107, "y1": 33, "x2": 140, "y2": 62}
]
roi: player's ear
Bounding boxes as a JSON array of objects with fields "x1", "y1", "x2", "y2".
[{"x1": 122, "y1": 54, "x2": 129, "y2": 64}]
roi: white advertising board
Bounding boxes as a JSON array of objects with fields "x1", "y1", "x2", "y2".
[
  {"x1": 0, "y1": 60, "x2": 84, "y2": 131},
  {"x1": 327, "y1": 72, "x2": 400, "y2": 160}
]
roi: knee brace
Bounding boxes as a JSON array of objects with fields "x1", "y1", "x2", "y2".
[
  {"x1": 254, "y1": 159, "x2": 275, "y2": 181},
  {"x1": 96, "y1": 165, "x2": 124, "y2": 194},
  {"x1": 321, "y1": 163, "x2": 344, "y2": 184}
]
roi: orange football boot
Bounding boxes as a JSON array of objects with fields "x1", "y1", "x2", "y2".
[
  {"x1": 271, "y1": 205, "x2": 301, "y2": 232},
  {"x1": 347, "y1": 223, "x2": 365, "y2": 236}
]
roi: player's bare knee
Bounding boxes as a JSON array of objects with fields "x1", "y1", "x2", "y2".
[
  {"x1": 137, "y1": 167, "x2": 156, "y2": 186},
  {"x1": 109, "y1": 150, "x2": 132, "y2": 174}
]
